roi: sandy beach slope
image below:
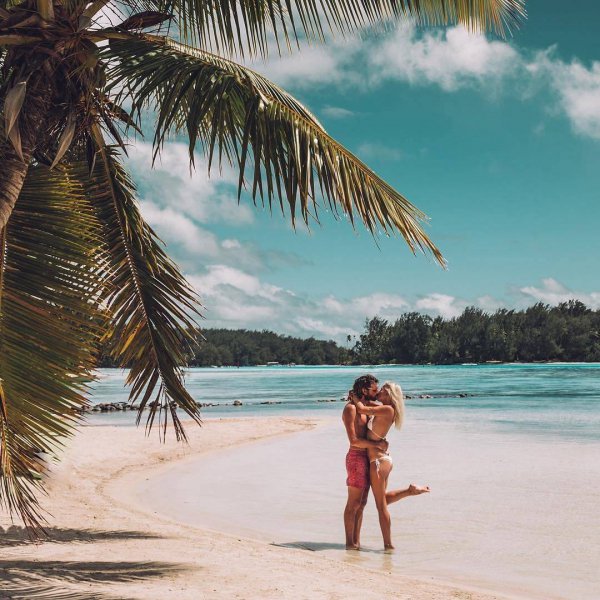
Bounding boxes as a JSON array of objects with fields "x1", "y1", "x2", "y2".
[{"x1": 1, "y1": 417, "x2": 515, "y2": 600}]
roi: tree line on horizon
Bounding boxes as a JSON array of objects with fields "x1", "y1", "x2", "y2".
[
  {"x1": 97, "y1": 300, "x2": 600, "y2": 367},
  {"x1": 97, "y1": 327, "x2": 346, "y2": 367},
  {"x1": 352, "y1": 300, "x2": 600, "y2": 364}
]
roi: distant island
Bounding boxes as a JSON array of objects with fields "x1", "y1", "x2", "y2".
[{"x1": 97, "y1": 300, "x2": 600, "y2": 367}]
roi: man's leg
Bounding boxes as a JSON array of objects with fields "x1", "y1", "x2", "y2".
[
  {"x1": 353, "y1": 488, "x2": 369, "y2": 548},
  {"x1": 344, "y1": 486, "x2": 365, "y2": 549}
]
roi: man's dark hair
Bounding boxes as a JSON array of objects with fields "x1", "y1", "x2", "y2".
[{"x1": 352, "y1": 374, "x2": 378, "y2": 398}]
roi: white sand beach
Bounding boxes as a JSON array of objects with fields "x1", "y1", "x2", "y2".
[{"x1": 0, "y1": 416, "x2": 539, "y2": 600}]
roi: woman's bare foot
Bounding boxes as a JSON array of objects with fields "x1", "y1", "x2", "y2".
[
  {"x1": 408, "y1": 483, "x2": 430, "y2": 495},
  {"x1": 384, "y1": 544, "x2": 395, "y2": 552},
  {"x1": 345, "y1": 544, "x2": 360, "y2": 550}
]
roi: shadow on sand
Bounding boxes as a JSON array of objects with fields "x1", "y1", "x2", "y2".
[
  {"x1": 0, "y1": 559, "x2": 189, "y2": 599},
  {"x1": 271, "y1": 541, "x2": 377, "y2": 553},
  {"x1": 0, "y1": 525, "x2": 162, "y2": 547}
]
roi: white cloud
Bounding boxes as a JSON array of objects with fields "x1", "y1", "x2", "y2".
[
  {"x1": 138, "y1": 200, "x2": 275, "y2": 272},
  {"x1": 476, "y1": 294, "x2": 506, "y2": 313},
  {"x1": 187, "y1": 266, "x2": 291, "y2": 325},
  {"x1": 538, "y1": 55, "x2": 600, "y2": 139},
  {"x1": 349, "y1": 293, "x2": 409, "y2": 317},
  {"x1": 127, "y1": 141, "x2": 254, "y2": 226},
  {"x1": 256, "y1": 42, "x2": 360, "y2": 89},
  {"x1": 221, "y1": 239, "x2": 242, "y2": 250},
  {"x1": 255, "y1": 24, "x2": 520, "y2": 93},
  {"x1": 369, "y1": 24, "x2": 519, "y2": 91},
  {"x1": 252, "y1": 25, "x2": 600, "y2": 143},
  {"x1": 356, "y1": 142, "x2": 403, "y2": 161},
  {"x1": 183, "y1": 264, "x2": 499, "y2": 341},
  {"x1": 519, "y1": 278, "x2": 600, "y2": 309},
  {"x1": 186, "y1": 266, "x2": 412, "y2": 340},
  {"x1": 415, "y1": 293, "x2": 466, "y2": 319},
  {"x1": 295, "y1": 318, "x2": 356, "y2": 339},
  {"x1": 127, "y1": 141, "x2": 308, "y2": 274},
  {"x1": 191, "y1": 265, "x2": 284, "y2": 299},
  {"x1": 322, "y1": 292, "x2": 409, "y2": 325},
  {"x1": 321, "y1": 105, "x2": 355, "y2": 119},
  {"x1": 140, "y1": 201, "x2": 221, "y2": 257},
  {"x1": 415, "y1": 293, "x2": 505, "y2": 318}
]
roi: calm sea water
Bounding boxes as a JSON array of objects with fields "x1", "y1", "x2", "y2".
[
  {"x1": 89, "y1": 364, "x2": 600, "y2": 442},
  {"x1": 91, "y1": 365, "x2": 600, "y2": 599}
]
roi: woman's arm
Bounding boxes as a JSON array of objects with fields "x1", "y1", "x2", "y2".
[{"x1": 349, "y1": 392, "x2": 394, "y2": 417}]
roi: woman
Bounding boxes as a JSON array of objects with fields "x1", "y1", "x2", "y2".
[{"x1": 350, "y1": 382, "x2": 429, "y2": 550}]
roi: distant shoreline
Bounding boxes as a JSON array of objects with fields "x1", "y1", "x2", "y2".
[
  {"x1": 97, "y1": 361, "x2": 600, "y2": 369},
  {"x1": 96, "y1": 360, "x2": 600, "y2": 371}
]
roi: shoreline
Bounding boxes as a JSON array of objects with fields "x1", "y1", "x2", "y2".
[
  {"x1": 0, "y1": 417, "x2": 561, "y2": 599},
  {"x1": 95, "y1": 362, "x2": 600, "y2": 370}
]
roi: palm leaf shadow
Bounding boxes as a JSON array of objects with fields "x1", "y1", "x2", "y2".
[
  {"x1": 0, "y1": 525, "x2": 163, "y2": 547},
  {"x1": 0, "y1": 559, "x2": 190, "y2": 599}
]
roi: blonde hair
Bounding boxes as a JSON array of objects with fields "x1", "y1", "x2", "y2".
[{"x1": 383, "y1": 382, "x2": 404, "y2": 430}]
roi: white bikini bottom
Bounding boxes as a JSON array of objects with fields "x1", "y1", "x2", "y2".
[{"x1": 370, "y1": 454, "x2": 393, "y2": 476}]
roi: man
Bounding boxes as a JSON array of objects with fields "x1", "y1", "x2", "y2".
[{"x1": 342, "y1": 374, "x2": 387, "y2": 550}]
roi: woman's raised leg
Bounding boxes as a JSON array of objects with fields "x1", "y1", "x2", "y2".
[{"x1": 386, "y1": 483, "x2": 430, "y2": 504}]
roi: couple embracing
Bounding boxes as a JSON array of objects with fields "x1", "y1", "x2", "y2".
[{"x1": 342, "y1": 374, "x2": 430, "y2": 550}]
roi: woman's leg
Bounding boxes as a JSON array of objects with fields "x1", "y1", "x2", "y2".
[
  {"x1": 386, "y1": 483, "x2": 431, "y2": 504},
  {"x1": 370, "y1": 460, "x2": 394, "y2": 549}
]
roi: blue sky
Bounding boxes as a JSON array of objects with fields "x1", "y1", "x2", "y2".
[{"x1": 127, "y1": 1, "x2": 600, "y2": 341}]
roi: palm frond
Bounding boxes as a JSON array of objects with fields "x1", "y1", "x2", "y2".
[
  {"x1": 122, "y1": 0, "x2": 525, "y2": 56},
  {"x1": 105, "y1": 35, "x2": 445, "y2": 264},
  {"x1": 0, "y1": 165, "x2": 104, "y2": 531},
  {"x1": 77, "y1": 132, "x2": 203, "y2": 440}
]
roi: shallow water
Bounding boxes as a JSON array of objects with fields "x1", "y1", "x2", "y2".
[
  {"x1": 114, "y1": 364, "x2": 600, "y2": 600},
  {"x1": 137, "y1": 418, "x2": 600, "y2": 600}
]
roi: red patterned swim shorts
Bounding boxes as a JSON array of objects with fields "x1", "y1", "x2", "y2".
[{"x1": 345, "y1": 448, "x2": 369, "y2": 490}]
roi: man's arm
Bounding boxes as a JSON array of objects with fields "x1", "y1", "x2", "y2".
[{"x1": 342, "y1": 403, "x2": 387, "y2": 451}]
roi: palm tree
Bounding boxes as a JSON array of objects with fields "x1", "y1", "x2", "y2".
[{"x1": 0, "y1": 0, "x2": 525, "y2": 530}]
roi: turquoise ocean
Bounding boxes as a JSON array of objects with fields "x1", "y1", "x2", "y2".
[
  {"x1": 90, "y1": 363, "x2": 600, "y2": 440},
  {"x1": 91, "y1": 364, "x2": 600, "y2": 599}
]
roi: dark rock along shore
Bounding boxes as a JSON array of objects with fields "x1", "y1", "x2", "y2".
[{"x1": 82, "y1": 393, "x2": 473, "y2": 413}]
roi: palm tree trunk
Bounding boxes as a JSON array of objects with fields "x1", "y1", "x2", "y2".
[
  {"x1": 0, "y1": 69, "x2": 54, "y2": 232},
  {"x1": 0, "y1": 142, "x2": 33, "y2": 232}
]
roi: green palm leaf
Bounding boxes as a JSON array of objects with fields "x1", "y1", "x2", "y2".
[
  {"x1": 0, "y1": 0, "x2": 528, "y2": 533},
  {"x1": 106, "y1": 35, "x2": 444, "y2": 264},
  {"x1": 78, "y1": 133, "x2": 203, "y2": 441},
  {"x1": 139, "y1": 0, "x2": 525, "y2": 56},
  {"x1": 0, "y1": 165, "x2": 104, "y2": 530}
]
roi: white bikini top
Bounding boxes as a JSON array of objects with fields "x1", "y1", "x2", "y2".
[{"x1": 367, "y1": 416, "x2": 387, "y2": 441}]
